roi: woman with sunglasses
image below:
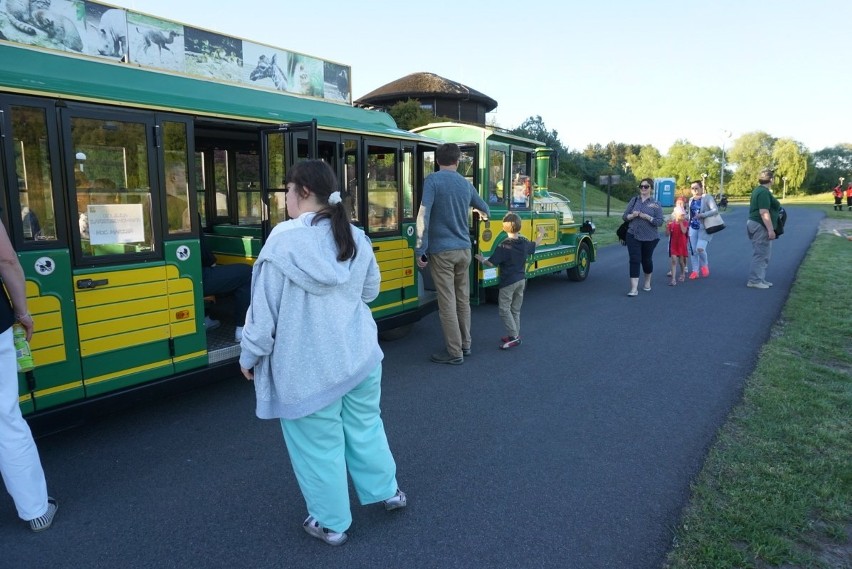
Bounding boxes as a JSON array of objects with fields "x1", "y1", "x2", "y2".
[
  {"x1": 622, "y1": 178, "x2": 664, "y2": 296},
  {"x1": 686, "y1": 180, "x2": 719, "y2": 279}
]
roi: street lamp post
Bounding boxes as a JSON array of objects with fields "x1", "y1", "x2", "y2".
[
  {"x1": 782, "y1": 176, "x2": 787, "y2": 200},
  {"x1": 720, "y1": 130, "x2": 731, "y2": 197},
  {"x1": 701, "y1": 172, "x2": 708, "y2": 192}
]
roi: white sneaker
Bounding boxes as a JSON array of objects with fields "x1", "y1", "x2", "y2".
[
  {"x1": 303, "y1": 516, "x2": 347, "y2": 546},
  {"x1": 383, "y1": 489, "x2": 407, "y2": 511},
  {"x1": 746, "y1": 281, "x2": 770, "y2": 289},
  {"x1": 234, "y1": 326, "x2": 243, "y2": 342},
  {"x1": 204, "y1": 315, "x2": 220, "y2": 330}
]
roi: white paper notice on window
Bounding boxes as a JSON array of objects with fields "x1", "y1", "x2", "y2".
[{"x1": 88, "y1": 204, "x2": 145, "y2": 245}]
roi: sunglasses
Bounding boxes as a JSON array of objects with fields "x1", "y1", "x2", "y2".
[{"x1": 639, "y1": 184, "x2": 651, "y2": 189}]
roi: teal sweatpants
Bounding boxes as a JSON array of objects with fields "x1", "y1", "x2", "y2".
[{"x1": 280, "y1": 363, "x2": 399, "y2": 532}]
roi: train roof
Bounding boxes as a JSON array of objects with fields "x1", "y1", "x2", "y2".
[
  {"x1": 0, "y1": 44, "x2": 437, "y2": 143},
  {"x1": 413, "y1": 122, "x2": 552, "y2": 149}
]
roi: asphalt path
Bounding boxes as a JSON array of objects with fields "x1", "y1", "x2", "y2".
[{"x1": 1, "y1": 206, "x2": 823, "y2": 569}]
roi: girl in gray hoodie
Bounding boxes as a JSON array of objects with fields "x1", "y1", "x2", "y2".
[{"x1": 239, "y1": 160, "x2": 405, "y2": 546}]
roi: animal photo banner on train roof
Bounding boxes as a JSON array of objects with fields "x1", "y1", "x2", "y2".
[{"x1": 0, "y1": 0, "x2": 352, "y2": 103}]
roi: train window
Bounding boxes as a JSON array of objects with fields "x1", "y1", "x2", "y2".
[
  {"x1": 163, "y1": 121, "x2": 191, "y2": 235},
  {"x1": 12, "y1": 106, "x2": 57, "y2": 241},
  {"x1": 458, "y1": 149, "x2": 475, "y2": 185},
  {"x1": 422, "y1": 150, "x2": 435, "y2": 180},
  {"x1": 265, "y1": 132, "x2": 287, "y2": 227},
  {"x1": 402, "y1": 147, "x2": 414, "y2": 219},
  {"x1": 195, "y1": 151, "x2": 206, "y2": 226},
  {"x1": 212, "y1": 149, "x2": 230, "y2": 218},
  {"x1": 511, "y1": 150, "x2": 532, "y2": 209},
  {"x1": 488, "y1": 149, "x2": 506, "y2": 204},
  {"x1": 72, "y1": 117, "x2": 155, "y2": 256},
  {"x1": 344, "y1": 139, "x2": 360, "y2": 223},
  {"x1": 235, "y1": 151, "x2": 260, "y2": 225},
  {"x1": 366, "y1": 145, "x2": 398, "y2": 233}
]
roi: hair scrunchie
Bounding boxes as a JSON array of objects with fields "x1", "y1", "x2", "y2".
[{"x1": 328, "y1": 191, "x2": 342, "y2": 206}]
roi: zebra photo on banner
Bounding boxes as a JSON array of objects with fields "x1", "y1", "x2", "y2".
[{"x1": 243, "y1": 40, "x2": 323, "y2": 98}]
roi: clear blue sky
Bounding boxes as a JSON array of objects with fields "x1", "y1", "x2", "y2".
[{"x1": 110, "y1": 0, "x2": 849, "y2": 154}]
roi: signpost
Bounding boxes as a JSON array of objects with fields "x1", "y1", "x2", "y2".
[{"x1": 599, "y1": 174, "x2": 620, "y2": 216}]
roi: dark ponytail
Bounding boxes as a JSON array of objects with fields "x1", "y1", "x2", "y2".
[{"x1": 286, "y1": 160, "x2": 356, "y2": 261}]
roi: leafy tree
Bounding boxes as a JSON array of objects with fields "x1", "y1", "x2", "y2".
[
  {"x1": 810, "y1": 144, "x2": 852, "y2": 191},
  {"x1": 771, "y1": 138, "x2": 809, "y2": 196},
  {"x1": 387, "y1": 99, "x2": 437, "y2": 131},
  {"x1": 510, "y1": 115, "x2": 563, "y2": 155},
  {"x1": 659, "y1": 140, "x2": 706, "y2": 187},
  {"x1": 726, "y1": 131, "x2": 776, "y2": 196},
  {"x1": 626, "y1": 145, "x2": 662, "y2": 183}
]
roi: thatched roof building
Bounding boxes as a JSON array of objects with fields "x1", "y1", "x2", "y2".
[{"x1": 355, "y1": 72, "x2": 497, "y2": 125}]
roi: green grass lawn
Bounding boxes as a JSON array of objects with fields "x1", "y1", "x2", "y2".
[
  {"x1": 548, "y1": 175, "x2": 626, "y2": 247},
  {"x1": 664, "y1": 204, "x2": 852, "y2": 568}
]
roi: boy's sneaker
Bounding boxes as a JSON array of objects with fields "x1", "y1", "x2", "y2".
[
  {"x1": 688, "y1": 271, "x2": 699, "y2": 280},
  {"x1": 383, "y1": 489, "x2": 407, "y2": 511},
  {"x1": 746, "y1": 281, "x2": 770, "y2": 289},
  {"x1": 500, "y1": 335, "x2": 520, "y2": 344},
  {"x1": 462, "y1": 347, "x2": 471, "y2": 357},
  {"x1": 500, "y1": 337, "x2": 522, "y2": 350},
  {"x1": 303, "y1": 516, "x2": 348, "y2": 546},
  {"x1": 430, "y1": 351, "x2": 463, "y2": 365},
  {"x1": 29, "y1": 497, "x2": 58, "y2": 532},
  {"x1": 700, "y1": 266, "x2": 710, "y2": 277}
]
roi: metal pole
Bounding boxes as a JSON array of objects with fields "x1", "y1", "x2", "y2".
[
  {"x1": 720, "y1": 130, "x2": 731, "y2": 197},
  {"x1": 606, "y1": 175, "x2": 612, "y2": 217}
]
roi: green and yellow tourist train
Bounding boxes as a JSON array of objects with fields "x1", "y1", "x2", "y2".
[{"x1": 0, "y1": 1, "x2": 594, "y2": 422}]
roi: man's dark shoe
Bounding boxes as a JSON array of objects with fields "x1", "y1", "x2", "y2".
[
  {"x1": 430, "y1": 351, "x2": 463, "y2": 365},
  {"x1": 462, "y1": 347, "x2": 471, "y2": 357}
]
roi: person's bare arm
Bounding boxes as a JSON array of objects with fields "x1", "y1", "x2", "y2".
[{"x1": 0, "y1": 221, "x2": 33, "y2": 340}]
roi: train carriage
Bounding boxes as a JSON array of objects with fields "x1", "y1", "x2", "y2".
[
  {"x1": 0, "y1": 3, "x2": 439, "y2": 420},
  {"x1": 412, "y1": 123, "x2": 596, "y2": 305}
]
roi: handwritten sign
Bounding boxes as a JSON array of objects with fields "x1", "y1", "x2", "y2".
[{"x1": 88, "y1": 204, "x2": 145, "y2": 245}]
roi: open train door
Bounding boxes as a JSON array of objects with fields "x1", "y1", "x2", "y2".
[{"x1": 259, "y1": 119, "x2": 317, "y2": 241}]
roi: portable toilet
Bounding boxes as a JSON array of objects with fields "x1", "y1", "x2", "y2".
[{"x1": 655, "y1": 178, "x2": 675, "y2": 207}]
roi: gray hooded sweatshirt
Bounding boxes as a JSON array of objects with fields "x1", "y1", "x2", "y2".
[{"x1": 239, "y1": 212, "x2": 383, "y2": 420}]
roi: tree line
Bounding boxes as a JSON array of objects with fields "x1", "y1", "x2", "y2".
[
  {"x1": 387, "y1": 101, "x2": 851, "y2": 201},
  {"x1": 510, "y1": 116, "x2": 852, "y2": 201}
]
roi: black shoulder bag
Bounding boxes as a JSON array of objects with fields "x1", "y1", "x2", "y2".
[{"x1": 617, "y1": 197, "x2": 638, "y2": 245}]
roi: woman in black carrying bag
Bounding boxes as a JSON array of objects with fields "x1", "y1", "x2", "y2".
[{"x1": 622, "y1": 178, "x2": 664, "y2": 296}]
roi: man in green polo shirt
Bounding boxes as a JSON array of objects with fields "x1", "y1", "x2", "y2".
[{"x1": 746, "y1": 168, "x2": 782, "y2": 289}]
